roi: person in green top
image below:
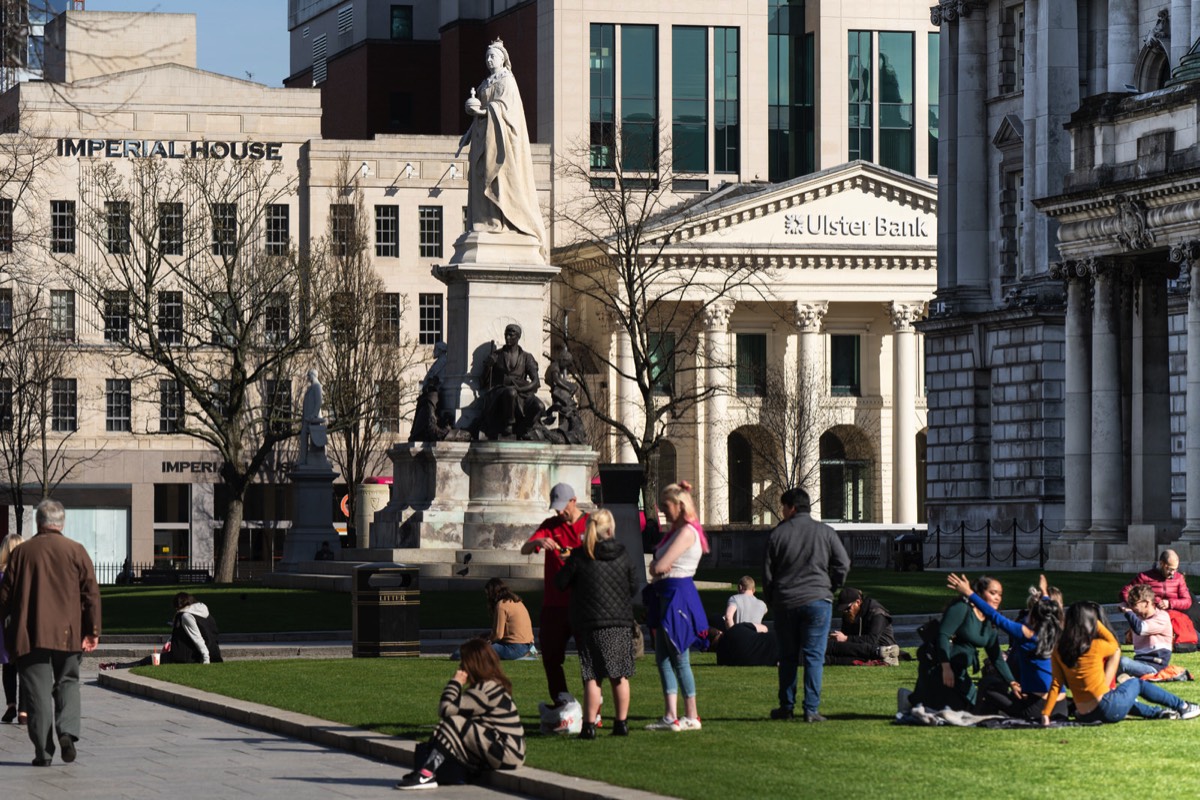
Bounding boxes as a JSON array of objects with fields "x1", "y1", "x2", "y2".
[{"x1": 908, "y1": 575, "x2": 1016, "y2": 712}]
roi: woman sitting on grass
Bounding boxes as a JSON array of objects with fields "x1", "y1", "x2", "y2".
[
  {"x1": 396, "y1": 638, "x2": 526, "y2": 791},
  {"x1": 1041, "y1": 601, "x2": 1200, "y2": 725},
  {"x1": 484, "y1": 578, "x2": 536, "y2": 660},
  {"x1": 946, "y1": 573, "x2": 1066, "y2": 720},
  {"x1": 908, "y1": 575, "x2": 1016, "y2": 712}
]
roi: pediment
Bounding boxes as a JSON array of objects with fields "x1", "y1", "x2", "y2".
[
  {"x1": 654, "y1": 162, "x2": 937, "y2": 249},
  {"x1": 992, "y1": 113, "x2": 1024, "y2": 151}
]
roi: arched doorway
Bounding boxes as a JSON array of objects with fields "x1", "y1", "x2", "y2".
[
  {"x1": 819, "y1": 426, "x2": 874, "y2": 522},
  {"x1": 728, "y1": 430, "x2": 753, "y2": 524},
  {"x1": 727, "y1": 426, "x2": 781, "y2": 524}
]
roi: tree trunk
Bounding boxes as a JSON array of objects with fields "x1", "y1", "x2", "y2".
[{"x1": 215, "y1": 494, "x2": 245, "y2": 583}]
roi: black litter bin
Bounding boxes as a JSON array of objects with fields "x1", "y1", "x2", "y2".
[
  {"x1": 353, "y1": 563, "x2": 420, "y2": 657},
  {"x1": 892, "y1": 533, "x2": 925, "y2": 572}
]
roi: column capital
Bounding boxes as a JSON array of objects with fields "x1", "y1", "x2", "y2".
[
  {"x1": 701, "y1": 299, "x2": 735, "y2": 331},
  {"x1": 930, "y1": 0, "x2": 985, "y2": 26},
  {"x1": 1170, "y1": 240, "x2": 1200, "y2": 271},
  {"x1": 887, "y1": 301, "x2": 926, "y2": 332},
  {"x1": 792, "y1": 301, "x2": 828, "y2": 333}
]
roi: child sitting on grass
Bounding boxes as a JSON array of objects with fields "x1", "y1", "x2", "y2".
[{"x1": 1120, "y1": 584, "x2": 1175, "y2": 678}]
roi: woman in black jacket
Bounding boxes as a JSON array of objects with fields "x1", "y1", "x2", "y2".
[{"x1": 556, "y1": 508, "x2": 638, "y2": 739}]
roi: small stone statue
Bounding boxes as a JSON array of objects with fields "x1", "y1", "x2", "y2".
[
  {"x1": 478, "y1": 323, "x2": 545, "y2": 440},
  {"x1": 299, "y1": 368, "x2": 327, "y2": 463},
  {"x1": 410, "y1": 343, "x2": 450, "y2": 442},
  {"x1": 542, "y1": 347, "x2": 586, "y2": 444}
]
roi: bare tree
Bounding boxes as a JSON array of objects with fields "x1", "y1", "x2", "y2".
[
  {"x1": 62, "y1": 154, "x2": 327, "y2": 582},
  {"x1": 551, "y1": 125, "x2": 770, "y2": 511},
  {"x1": 315, "y1": 156, "x2": 419, "y2": 534}
]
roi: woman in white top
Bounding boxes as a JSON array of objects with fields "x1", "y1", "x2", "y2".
[{"x1": 643, "y1": 481, "x2": 710, "y2": 731}]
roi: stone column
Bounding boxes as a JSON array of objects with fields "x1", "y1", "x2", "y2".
[
  {"x1": 932, "y1": 9, "x2": 957, "y2": 294},
  {"x1": 889, "y1": 302, "x2": 924, "y2": 524},
  {"x1": 1174, "y1": 0, "x2": 1191, "y2": 68},
  {"x1": 1090, "y1": 259, "x2": 1125, "y2": 537},
  {"x1": 1107, "y1": 2, "x2": 1138, "y2": 91},
  {"x1": 1131, "y1": 264, "x2": 1171, "y2": 528},
  {"x1": 955, "y1": 5, "x2": 989, "y2": 308},
  {"x1": 794, "y1": 301, "x2": 828, "y2": 518},
  {"x1": 1173, "y1": 243, "x2": 1200, "y2": 539},
  {"x1": 1051, "y1": 260, "x2": 1092, "y2": 536},
  {"x1": 702, "y1": 300, "x2": 735, "y2": 525},
  {"x1": 612, "y1": 324, "x2": 638, "y2": 464}
]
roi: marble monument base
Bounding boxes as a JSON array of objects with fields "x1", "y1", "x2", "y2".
[
  {"x1": 373, "y1": 441, "x2": 597, "y2": 550},
  {"x1": 280, "y1": 459, "x2": 341, "y2": 565},
  {"x1": 1044, "y1": 523, "x2": 1175, "y2": 573}
]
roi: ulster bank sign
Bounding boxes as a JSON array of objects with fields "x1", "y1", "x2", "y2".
[{"x1": 57, "y1": 138, "x2": 285, "y2": 161}]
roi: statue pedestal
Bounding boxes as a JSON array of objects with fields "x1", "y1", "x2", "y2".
[
  {"x1": 373, "y1": 441, "x2": 597, "y2": 549},
  {"x1": 281, "y1": 456, "x2": 340, "y2": 565},
  {"x1": 433, "y1": 231, "x2": 560, "y2": 429}
]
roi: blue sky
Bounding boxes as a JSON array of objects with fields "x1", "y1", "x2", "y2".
[{"x1": 85, "y1": 1, "x2": 290, "y2": 86}]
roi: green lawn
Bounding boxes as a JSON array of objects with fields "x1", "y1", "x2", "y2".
[{"x1": 138, "y1": 650, "x2": 1200, "y2": 799}]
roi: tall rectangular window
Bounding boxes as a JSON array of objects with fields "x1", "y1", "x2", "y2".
[
  {"x1": 374, "y1": 380, "x2": 400, "y2": 433},
  {"x1": 0, "y1": 288, "x2": 11, "y2": 334},
  {"x1": 590, "y1": 23, "x2": 615, "y2": 169},
  {"x1": 714, "y1": 27, "x2": 740, "y2": 173},
  {"x1": 159, "y1": 378, "x2": 182, "y2": 433},
  {"x1": 0, "y1": 197, "x2": 13, "y2": 252},
  {"x1": 648, "y1": 331, "x2": 676, "y2": 395},
  {"x1": 265, "y1": 204, "x2": 289, "y2": 255},
  {"x1": 375, "y1": 205, "x2": 398, "y2": 257},
  {"x1": 830, "y1": 335, "x2": 861, "y2": 397},
  {"x1": 158, "y1": 202, "x2": 183, "y2": 256},
  {"x1": 51, "y1": 200, "x2": 75, "y2": 253},
  {"x1": 622, "y1": 25, "x2": 658, "y2": 172},
  {"x1": 768, "y1": 1, "x2": 813, "y2": 181},
  {"x1": 418, "y1": 293, "x2": 442, "y2": 345},
  {"x1": 418, "y1": 206, "x2": 442, "y2": 258},
  {"x1": 848, "y1": 30, "x2": 873, "y2": 163},
  {"x1": 104, "y1": 290, "x2": 129, "y2": 343},
  {"x1": 210, "y1": 292, "x2": 237, "y2": 345},
  {"x1": 672, "y1": 26, "x2": 707, "y2": 173},
  {"x1": 330, "y1": 203, "x2": 354, "y2": 257},
  {"x1": 106, "y1": 200, "x2": 131, "y2": 254},
  {"x1": 878, "y1": 31, "x2": 914, "y2": 175},
  {"x1": 50, "y1": 289, "x2": 74, "y2": 341},
  {"x1": 928, "y1": 32, "x2": 939, "y2": 177},
  {"x1": 736, "y1": 333, "x2": 767, "y2": 397},
  {"x1": 390, "y1": 5, "x2": 413, "y2": 40},
  {"x1": 374, "y1": 292, "x2": 401, "y2": 344},
  {"x1": 264, "y1": 294, "x2": 290, "y2": 345},
  {"x1": 51, "y1": 378, "x2": 77, "y2": 432},
  {"x1": 0, "y1": 378, "x2": 11, "y2": 431},
  {"x1": 211, "y1": 203, "x2": 237, "y2": 256},
  {"x1": 264, "y1": 378, "x2": 292, "y2": 436},
  {"x1": 158, "y1": 290, "x2": 183, "y2": 345},
  {"x1": 106, "y1": 378, "x2": 131, "y2": 432}
]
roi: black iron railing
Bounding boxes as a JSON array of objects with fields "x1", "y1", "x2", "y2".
[{"x1": 925, "y1": 519, "x2": 1058, "y2": 570}]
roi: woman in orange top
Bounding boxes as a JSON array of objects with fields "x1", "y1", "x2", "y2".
[{"x1": 1041, "y1": 601, "x2": 1200, "y2": 725}]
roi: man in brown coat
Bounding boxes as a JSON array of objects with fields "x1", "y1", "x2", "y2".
[{"x1": 0, "y1": 498, "x2": 101, "y2": 766}]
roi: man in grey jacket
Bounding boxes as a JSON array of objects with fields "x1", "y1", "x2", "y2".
[{"x1": 763, "y1": 488, "x2": 850, "y2": 722}]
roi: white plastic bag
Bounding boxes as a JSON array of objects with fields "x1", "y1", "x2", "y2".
[{"x1": 537, "y1": 691, "x2": 582, "y2": 735}]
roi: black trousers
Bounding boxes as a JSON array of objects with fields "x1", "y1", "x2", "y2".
[{"x1": 824, "y1": 639, "x2": 878, "y2": 665}]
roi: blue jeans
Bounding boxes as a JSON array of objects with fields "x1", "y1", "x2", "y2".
[
  {"x1": 1119, "y1": 656, "x2": 1161, "y2": 678},
  {"x1": 491, "y1": 642, "x2": 534, "y2": 660},
  {"x1": 1079, "y1": 676, "x2": 1186, "y2": 722},
  {"x1": 775, "y1": 600, "x2": 832, "y2": 715},
  {"x1": 654, "y1": 627, "x2": 696, "y2": 698}
]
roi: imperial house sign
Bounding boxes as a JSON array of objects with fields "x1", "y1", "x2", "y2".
[{"x1": 56, "y1": 138, "x2": 285, "y2": 160}]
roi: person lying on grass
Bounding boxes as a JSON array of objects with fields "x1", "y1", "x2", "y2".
[
  {"x1": 945, "y1": 573, "x2": 1066, "y2": 721},
  {"x1": 1041, "y1": 601, "x2": 1200, "y2": 726}
]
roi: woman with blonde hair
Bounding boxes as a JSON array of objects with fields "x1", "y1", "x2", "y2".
[
  {"x1": 556, "y1": 508, "x2": 639, "y2": 738},
  {"x1": 643, "y1": 481, "x2": 710, "y2": 731},
  {"x1": 0, "y1": 532, "x2": 24, "y2": 723}
]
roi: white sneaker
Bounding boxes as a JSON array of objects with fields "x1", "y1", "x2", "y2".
[
  {"x1": 879, "y1": 645, "x2": 900, "y2": 667},
  {"x1": 679, "y1": 716, "x2": 702, "y2": 731},
  {"x1": 1180, "y1": 703, "x2": 1200, "y2": 720},
  {"x1": 644, "y1": 715, "x2": 681, "y2": 731}
]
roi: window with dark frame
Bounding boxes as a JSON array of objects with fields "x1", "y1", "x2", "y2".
[
  {"x1": 735, "y1": 333, "x2": 767, "y2": 396},
  {"x1": 51, "y1": 377, "x2": 77, "y2": 432},
  {"x1": 830, "y1": 334, "x2": 861, "y2": 396},
  {"x1": 330, "y1": 291, "x2": 354, "y2": 344},
  {"x1": 264, "y1": 378, "x2": 292, "y2": 436},
  {"x1": 0, "y1": 288, "x2": 11, "y2": 334},
  {"x1": 0, "y1": 378, "x2": 11, "y2": 432},
  {"x1": 264, "y1": 293, "x2": 290, "y2": 345},
  {"x1": 375, "y1": 205, "x2": 398, "y2": 257},
  {"x1": 265, "y1": 204, "x2": 289, "y2": 255},
  {"x1": 210, "y1": 292, "x2": 237, "y2": 346},
  {"x1": 374, "y1": 380, "x2": 400, "y2": 433},
  {"x1": 590, "y1": 23, "x2": 615, "y2": 169},
  {"x1": 418, "y1": 293, "x2": 442, "y2": 345},
  {"x1": 0, "y1": 197, "x2": 13, "y2": 252},
  {"x1": 106, "y1": 200, "x2": 131, "y2": 254},
  {"x1": 158, "y1": 290, "x2": 183, "y2": 345},
  {"x1": 648, "y1": 331, "x2": 676, "y2": 395},
  {"x1": 390, "y1": 5, "x2": 413, "y2": 40},
  {"x1": 330, "y1": 203, "x2": 354, "y2": 257},
  {"x1": 50, "y1": 289, "x2": 74, "y2": 341},
  {"x1": 158, "y1": 202, "x2": 183, "y2": 256},
  {"x1": 374, "y1": 292, "x2": 401, "y2": 344},
  {"x1": 106, "y1": 378, "x2": 131, "y2": 432},
  {"x1": 51, "y1": 200, "x2": 75, "y2": 254},
  {"x1": 211, "y1": 202, "x2": 237, "y2": 256},
  {"x1": 418, "y1": 206, "x2": 442, "y2": 258},
  {"x1": 159, "y1": 378, "x2": 182, "y2": 433},
  {"x1": 104, "y1": 290, "x2": 129, "y2": 343}
]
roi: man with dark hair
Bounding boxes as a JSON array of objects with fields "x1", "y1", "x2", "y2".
[
  {"x1": 763, "y1": 488, "x2": 850, "y2": 722},
  {"x1": 826, "y1": 587, "x2": 899, "y2": 666},
  {"x1": 0, "y1": 498, "x2": 101, "y2": 766}
]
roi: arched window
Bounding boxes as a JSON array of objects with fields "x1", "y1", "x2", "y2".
[
  {"x1": 819, "y1": 427, "x2": 873, "y2": 522},
  {"x1": 1135, "y1": 40, "x2": 1170, "y2": 92}
]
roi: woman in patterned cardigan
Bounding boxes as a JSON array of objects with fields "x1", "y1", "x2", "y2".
[{"x1": 396, "y1": 638, "x2": 526, "y2": 790}]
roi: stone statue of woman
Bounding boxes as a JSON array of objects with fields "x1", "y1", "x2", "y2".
[{"x1": 457, "y1": 39, "x2": 547, "y2": 260}]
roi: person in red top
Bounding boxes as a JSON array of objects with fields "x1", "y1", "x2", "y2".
[
  {"x1": 1120, "y1": 550, "x2": 1192, "y2": 612},
  {"x1": 521, "y1": 482, "x2": 588, "y2": 704}
]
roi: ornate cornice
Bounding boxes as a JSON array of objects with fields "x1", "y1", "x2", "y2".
[
  {"x1": 644, "y1": 254, "x2": 935, "y2": 271},
  {"x1": 930, "y1": 0, "x2": 985, "y2": 26}
]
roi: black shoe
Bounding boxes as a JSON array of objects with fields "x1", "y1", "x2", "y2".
[
  {"x1": 579, "y1": 722, "x2": 596, "y2": 740},
  {"x1": 59, "y1": 734, "x2": 76, "y2": 763},
  {"x1": 611, "y1": 719, "x2": 629, "y2": 736},
  {"x1": 769, "y1": 707, "x2": 794, "y2": 720},
  {"x1": 32, "y1": 757, "x2": 52, "y2": 767},
  {"x1": 1, "y1": 705, "x2": 15, "y2": 723},
  {"x1": 394, "y1": 770, "x2": 438, "y2": 790},
  {"x1": 803, "y1": 711, "x2": 828, "y2": 723}
]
